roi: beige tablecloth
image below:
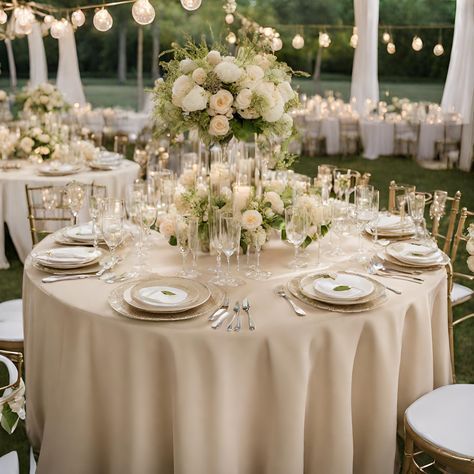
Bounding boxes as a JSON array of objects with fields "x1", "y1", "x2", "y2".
[
  {"x1": 0, "y1": 160, "x2": 140, "y2": 268},
  {"x1": 23, "y1": 234, "x2": 452, "y2": 474}
]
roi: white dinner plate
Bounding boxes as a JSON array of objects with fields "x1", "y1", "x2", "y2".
[
  {"x1": 32, "y1": 247, "x2": 102, "y2": 269},
  {"x1": 66, "y1": 223, "x2": 102, "y2": 242},
  {"x1": 313, "y1": 273, "x2": 374, "y2": 301},
  {"x1": 387, "y1": 242, "x2": 444, "y2": 265},
  {"x1": 38, "y1": 163, "x2": 82, "y2": 176}
]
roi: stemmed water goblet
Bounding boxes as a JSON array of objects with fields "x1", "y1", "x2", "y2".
[
  {"x1": 313, "y1": 202, "x2": 332, "y2": 270},
  {"x1": 176, "y1": 215, "x2": 191, "y2": 277},
  {"x1": 354, "y1": 185, "x2": 376, "y2": 263},
  {"x1": 64, "y1": 181, "x2": 85, "y2": 225},
  {"x1": 89, "y1": 194, "x2": 106, "y2": 251},
  {"x1": 41, "y1": 187, "x2": 61, "y2": 211},
  {"x1": 209, "y1": 208, "x2": 224, "y2": 284},
  {"x1": 408, "y1": 192, "x2": 426, "y2": 240},
  {"x1": 285, "y1": 206, "x2": 309, "y2": 269},
  {"x1": 101, "y1": 206, "x2": 124, "y2": 266},
  {"x1": 246, "y1": 230, "x2": 271, "y2": 280},
  {"x1": 219, "y1": 214, "x2": 241, "y2": 287}
]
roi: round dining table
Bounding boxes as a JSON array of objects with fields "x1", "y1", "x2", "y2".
[
  {"x1": 0, "y1": 160, "x2": 140, "y2": 268},
  {"x1": 359, "y1": 119, "x2": 395, "y2": 160},
  {"x1": 23, "y1": 232, "x2": 452, "y2": 474}
]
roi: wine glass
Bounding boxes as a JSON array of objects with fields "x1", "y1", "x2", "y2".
[
  {"x1": 101, "y1": 212, "x2": 124, "y2": 266},
  {"x1": 209, "y1": 208, "x2": 224, "y2": 284},
  {"x1": 333, "y1": 168, "x2": 350, "y2": 201},
  {"x1": 64, "y1": 182, "x2": 85, "y2": 225},
  {"x1": 354, "y1": 185, "x2": 375, "y2": 262},
  {"x1": 41, "y1": 187, "x2": 61, "y2": 211},
  {"x1": 409, "y1": 192, "x2": 426, "y2": 240},
  {"x1": 313, "y1": 202, "x2": 332, "y2": 270},
  {"x1": 285, "y1": 206, "x2": 309, "y2": 269},
  {"x1": 89, "y1": 194, "x2": 105, "y2": 250},
  {"x1": 329, "y1": 199, "x2": 349, "y2": 259},
  {"x1": 247, "y1": 229, "x2": 271, "y2": 280},
  {"x1": 219, "y1": 214, "x2": 241, "y2": 287},
  {"x1": 187, "y1": 216, "x2": 200, "y2": 278},
  {"x1": 176, "y1": 215, "x2": 190, "y2": 277}
]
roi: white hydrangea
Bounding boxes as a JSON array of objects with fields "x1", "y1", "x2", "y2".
[
  {"x1": 181, "y1": 85, "x2": 208, "y2": 112},
  {"x1": 214, "y1": 62, "x2": 242, "y2": 83},
  {"x1": 264, "y1": 191, "x2": 284, "y2": 214},
  {"x1": 206, "y1": 50, "x2": 222, "y2": 66},
  {"x1": 179, "y1": 59, "x2": 197, "y2": 74}
]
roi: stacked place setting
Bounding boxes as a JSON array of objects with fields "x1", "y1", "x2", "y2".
[
  {"x1": 32, "y1": 246, "x2": 103, "y2": 274},
  {"x1": 108, "y1": 275, "x2": 225, "y2": 322},
  {"x1": 37, "y1": 162, "x2": 83, "y2": 176},
  {"x1": 89, "y1": 151, "x2": 124, "y2": 171},
  {"x1": 286, "y1": 271, "x2": 388, "y2": 313},
  {"x1": 366, "y1": 213, "x2": 416, "y2": 240}
]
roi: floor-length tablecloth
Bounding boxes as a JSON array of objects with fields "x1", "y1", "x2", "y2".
[
  {"x1": 320, "y1": 117, "x2": 340, "y2": 155},
  {"x1": 417, "y1": 123, "x2": 445, "y2": 161},
  {"x1": 0, "y1": 160, "x2": 139, "y2": 268},
  {"x1": 360, "y1": 119, "x2": 395, "y2": 159},
  {"x1": 23, "y1": 234, "x2": 452, "y2": 474}
]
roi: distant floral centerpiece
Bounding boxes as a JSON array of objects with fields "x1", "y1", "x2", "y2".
[
  {"x1": 152, "y1": 39, "x2": 300, "y2": 149},
  {"x1": 16, "y1": 126, "x2": 62, "y2": 161},
  {"x1": 18, "y1": 83, "x2": 69, "y2": 116}
]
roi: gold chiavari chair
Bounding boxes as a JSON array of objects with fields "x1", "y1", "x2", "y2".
[
  {"x1": 25, "y1": 183, "x2": 107, "y2": 245},
  {"x1": 339, "y1": 117, "x2": 360, "y2": 156},
  {"x1": 388, "y1": 181, "x2": 417, "y2": 215},
  {"x1": 114, "y1": 134, "x2": 129, "y2": 156},
  {"x1": 0, "y1": 350, "x2": 24, "y2": 431}
]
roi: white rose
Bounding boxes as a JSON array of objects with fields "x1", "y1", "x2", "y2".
[
  {"x1": 239, "y1": 108, "x2": 259, "y2": 119},
  {"x1": 253, "y1": 54, "x2": 271, "y2": 70},
  {"x1": 264, "y1": 191, "x2": 284, "y2": 214},
  {"x1": 235, "y1": 88, "x2": 253, "y2": 110},
  {"x1": 242, "y1": 209, "x2": 263, "y2": 231},
  {"x1": 214, "y1": 62, "x2": 242, "y2": 83},
  {"x1": 468, "y1": 255, "x2": 474, "y2": 273},
  {"x1": 222, "y1": 56, "x2": 236, "y2": 63},
  {"x1": 159, "y1": 217, "x2": 176, "y2": 239},
  {"x1": 209, "y1": 115, "x2": 230, "y2": 136},
  {"x1": 38, "y1": 133, "x2": 50, "y2": 143},
  {"x1": 172, "y1": 75, "x2": 194, "y2": 107},
  {"x1": 262, "y1": 98, "x2": 284, "y2": 122},
  {"x1": 181, "y1": 85, "x2": 208, "y2": 112},
  {"x1": 40, "y1": 95, "x2": 49, "y2": 104},
  {"x1": 209, "y1": 89, "x2": 233, "y2": 115},
  {"x1": 254, "y1": 81, "x2": 276, "y2": 109},
  {"x1": 245, "y1": 65, "x2": 265, "y2": 82},
  {"x1": 20, "y1": 137, "x2": 34, "y2": 154},
  {"x1": 277, "y1": 81, "x2": 295, "y2": 103},
  {"x1": 206, "y1": 50, "x2": 222, "y2": 66},
  {"x1": 196, "y1": 183, "x2": 209, "y2": 199},
  {"x1": 466, "y1": 238, "x2": 474, "y2": 256},
  {"x1": 41, "y1": 83, "x2": 54, "y2": 94},
  {"x1": 180, "y1": 59, "x2": 197, "y2": 74},
  {"x1": 0, "y1": 90, "x2": 7, "y2": 101},
  {"x1": 178, "y1": 169, "x2": 196, "y2": 188},
  {"x1": 192, "y1": 67, "x2": 207, "y2": 85}
]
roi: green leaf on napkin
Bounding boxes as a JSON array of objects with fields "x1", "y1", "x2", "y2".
[
  {"x1": 410, "y1": 253, "x2": 425, "y2": 257},
  {"x1": 333, "y1": 285, "x2": 351, "y2": 292},
  {"x1": 161, "y1": 290, "x2": 176, "y2": 296}
]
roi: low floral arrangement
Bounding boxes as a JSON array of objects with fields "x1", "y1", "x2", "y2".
[
  {"x1": 17, "y1": 83, "x2": 69, "y2": 116},
  {"x1": 0, "y1": 126, "x2": 18, "y2": 159},
  {"x1": 0, "y1": 380, "x2": 25, "y2": 434},
  {"x1": 153, "y1": 38, "x2": 300, "y2": 154},
  {"x1": 16, "y1": 126, "x2": 61, "y2": 161}
]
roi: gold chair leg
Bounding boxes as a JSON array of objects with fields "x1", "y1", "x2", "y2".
[{"x1": 403, "y1": 432, "x2": 414, "y2": 474}]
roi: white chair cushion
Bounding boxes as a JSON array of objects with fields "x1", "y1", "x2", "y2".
[
  {"x1": 451, "y1": 283, "x2": 474, "y2": 305},
  {"x1": 0, "y1": 451, "x2": 19, "y2": 474},
  {"x1": 0, "y1": 299, "x2": 23, "y2": 342},
  {"x1": 406, "y1": 384, "x2": 474, "y2": 458}
]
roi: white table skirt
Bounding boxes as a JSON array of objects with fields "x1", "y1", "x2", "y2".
[
  {"x1": 0, "y1": 160, "x2": 139, "y2": 267},
  {"x1": 417, "y1": 123, "x2": 445, "y2": 161},
  {"x1": 23, "y1": 234, "x2": 452, "y2": 474},
  {"x1": 360, "y1": 120, "x2": 395, "y2": 160},
  {"x1": 320, "y1": 117, "x2": 340, "y2": 155}
]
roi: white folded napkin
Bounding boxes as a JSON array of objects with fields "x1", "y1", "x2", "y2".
[
  {"x1": 137, "y1": 286, "x2": 188, "y2": 305},
  {"x1": 37, "y1": 248, "x2": 97, "y2": 263}
]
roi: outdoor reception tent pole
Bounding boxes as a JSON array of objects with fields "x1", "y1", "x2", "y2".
[
  {"x1": 137, "y1": 25, "x2": 144, "y2": 111},
  {"x1": 4, "y1": 39, "x2": 17, "y2": 90}
]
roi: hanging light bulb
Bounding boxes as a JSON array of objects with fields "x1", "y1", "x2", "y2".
[
  {"x1": 180, "y1": 0, "x2": 202, "y2": 12},
  {"x1": 319, "y1": 32, "x2": 331, "y2": 48},
  {"x1": 43, "y1": 15, "x2": 54, "y2": 27},
  {"x1": 382, "y1": 31, "x2": 391, "y2": 43},
  {"x1": 387, "y1": 42, "x2": 396, "y2": 54},
  {"x1": 132, "y1": 0, "x2": 155, "y2": 25},
  {"x1": 71, "y1": 9, "x2": 86, "y2": 27},
  {"x1": 0, "y1": 9, "x2": 7, "y2": 25},
  {"x1": 225, "y1": 13, "x2": 234, "y2": 24},
  {"x1": 271, "y1": 36, "x2": 283, "y2": 51},
  {"x1": 93, "y1": 8, "x2": 113, "y2": 32},
  {"x1": 412, "y1": 35, "x2": 423, "y2": 52},
  {"x1": 50, "y1": 18, "x2": 69, "y2": 39},
  {"x1": 350, "y1": 27, "x2": 358, "y2": 48},
  {"x1": 226, "y1": 31, "x2": 236, "y2": 44},
  {"x1": 14, "y1": 6, "x2": 35, "y2": 27},
  {"x1": 292, "y1": 34, "x2": 304, "y2": 49},
  {"x1": 433, "y1": 43, "x2": 444, "y2": 56}
]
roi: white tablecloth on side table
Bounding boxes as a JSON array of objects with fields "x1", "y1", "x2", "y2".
[
  {"x1": 23, "y1": 234, "x2": 452, "y2": 474},
  {"x1": 417, "y1": 122, "x2": 445, "y2": 161},
  {"x1": 0, "y1": 160, "x2": 139, "y2": 268},
  {"x1": 360, "y1": 119, "x2": 395, "y2": 159},
  {"x1": 320, "y1": 117, "x2": 340, "y2": 154}
]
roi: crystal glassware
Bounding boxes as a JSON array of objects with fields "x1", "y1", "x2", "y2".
[
  {"x1": 176, "y1": 215, "x2": 190, "y2": 278},
  {"x1": 89, "y1": 195, "x2": 105, "y2": 250},
  {"x1": 64, "y1": 182, "x2": 85, "y2": 225},
  {"x1": 41, "y1": 187, "x2": 60, "y2": 211},
  {"x1": 409, "y1": 192, "x2": 426, "y2": 240},
  {"x1": 219, "y1": 214, "x2": 241, "y2": 287},
  {"x1": 209, "y1": 208, "x2": 224, "y2": 284},
  {"x1": 187, "y1": 216, "x2": 200, "y2": 278},
  {"x1": 354, "y1": 185, "x2": 375, "y2": 262},
  {"x1": 101, "y1": 212, "x2": 124, "y2": 266},
  {"x1": 285, "y1": 206, "x2": 309, "y2": 269}
]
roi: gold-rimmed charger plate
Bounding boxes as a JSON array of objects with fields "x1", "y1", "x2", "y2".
[
  {"x1": 32, "y1": 260, "x2": 103, "y2": 275},
  {"x1": 109, "y1": 280, "x2": 225, "y2": 322},
  {"x1": 288, "y1": 275, "x2": 388, "y2": 313},
  {"x1": 377, "y1": 251, "x2": 443, "y2": 272},
  {"x1": 128, "y1": 277, "x2": 210, "y2": 313},
  {"x1": 32, "y1": 248, "x2": 102, "y2": 269},
  {"x1": 299, "y1": 272, "x2": 383, "y2": 306},
  {"x1": 385, "y1": 243, "x2": 449, "y2": 268}
]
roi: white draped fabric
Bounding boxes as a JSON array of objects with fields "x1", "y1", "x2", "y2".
[
  {"x1": 56, "y1": 24, "x2": 86, "y2": 105},
  {"x1": 350, "y1": 0, "x2": 380, "y2": 114},
  {"x1": 441, "y1": 0, "x2": 474, "y2": 123},
  {"x1": 27, "y1": 22, "x2": 48, "y2": 87}
]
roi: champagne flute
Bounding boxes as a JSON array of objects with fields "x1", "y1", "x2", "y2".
[
  {"x1": 209, "y1": 208, "x2": 224, "y2": 285},
  {"x1": 220, "y1": 214, "x2": 241, "y2": 287},
  {"x1": 313, "y1": 202, "x2": 332, "y2": 270},
  {"x1": 409, "y1": 192, "x2": 426, "y2": 240},
  {"x1": 89, "y1": 195, "x2": 105, "y2": 250},
  {"x1": 187, "y1": 216, "x2": 200, "y2": 278},
  {"x1": 101, "y1": 213, "x2": 123, "y2": 266},
  {"x1": 64, "y1": 182, "x2": 85, "y2": 225},
  {"x1": 247, "y1": 229, "x2": 271, "y2": 280},
  {"x1": 285, "y1": 206, "x2": 308, "y2": 269},
  {"x1": 355, "y1": 185, "x2": 375, "y2": 262},
  {"x1": 176, "y1": 215, "x2": 190, "y2": 277}
]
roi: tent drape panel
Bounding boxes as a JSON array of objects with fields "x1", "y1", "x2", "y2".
[
  {"x1": 350, "y1": 0, "x2": 380, "y2": 114},
  {"x1": 56, "y1": 24, "x2": 86, "y2": 105},
  {"x1": 27, "y1": 22, "x2": 48, "y2": 87},
  {"x1": 441, "y1": 0, "x2": 474, "y2": 123}
]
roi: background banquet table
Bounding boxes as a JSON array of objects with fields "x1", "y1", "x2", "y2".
[
  {"x1": 23, "y1": 233, "x2": 452, "y2": 474},
  {"x1": 0, "y1": 160, "x2": 139, "y2": 268},
  {"x1": 359, "y1": 119, "x2": 395, "y2": 160}
]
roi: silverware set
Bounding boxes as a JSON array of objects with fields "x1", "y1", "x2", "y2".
[
  {"x1": 210, "y1": 296, "x2": 255, "y2": 331},
  {"x1": 276, "y1": 285, "x2": 306, "y2": 317}
]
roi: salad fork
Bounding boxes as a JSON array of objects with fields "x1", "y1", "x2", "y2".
[
  {"x1": 242, "y1": 298, "x2": 256, "y2": 331},
  {"x1": 226, "y1": 302, "x2": 240, "y2": 331},
  {"x1": 276, "y1": 286, "x2": 306, "y2": 317}
]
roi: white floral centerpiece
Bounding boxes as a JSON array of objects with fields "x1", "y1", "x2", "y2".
[
  {"x1": 0, "y1": 126, "x2": 18, "y2": 160},
  {"x1": 153, "y1": 38, "x2": 299, "y2": 150},
  {"x1": 18, "y1": 83, "x2": 69, "y2": 116},
  {"x1": 16, "y1": 126, "x2": 62, "y2": 161}
]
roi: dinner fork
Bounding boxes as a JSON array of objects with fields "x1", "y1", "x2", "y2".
[
  {"x1": 42, "y1": 260, "x2": 114, "y2": 283},
  {"x1": 242, "y1": 298, "x2": 256, "y2": 331},
  {"x1": 367, "y1": 263, "x2": 423, "y2": 284},
  {"x1": 226, "y1": 302, "x2": 240, "y2": 331},
  {"x1": 208, "y1": 295, "x2": 230, "y2": 321}
]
